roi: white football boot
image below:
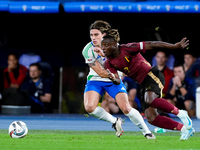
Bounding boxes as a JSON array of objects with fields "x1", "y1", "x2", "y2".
[
  {"x1": 180, "y1": 127, "x2": 195, "y2": 140},
  {"x1": 145, "y1": 133, "x2": 156, "y2": 139},
  {"x1": 177, "y1": 110, "x2": 192, "y2": 130},
  {"x1": 112, "y1": 117, "x2": 124, "y2": 137}
]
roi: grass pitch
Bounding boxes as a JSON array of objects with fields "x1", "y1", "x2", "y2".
[{"x1": 0, "y1": 130, "x2": 199, "y2": 150}]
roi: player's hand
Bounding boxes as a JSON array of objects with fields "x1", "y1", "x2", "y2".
[
  {"x1": 94, "y1": 47, "x2": 105, "y2": 57},
  {"x1": 107, "y1": 69, "x2": 116, "y2": 81},
  {"x1": 174, "y1": 37, "x2": 189, "y2": 49}
]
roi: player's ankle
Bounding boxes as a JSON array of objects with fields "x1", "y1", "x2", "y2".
[
  {"x1": 177, "y1": 109, "x2": 184, "y2": 118},
  {"x1": 181, "y1": 125, "x2": 187, "y2": 132}
]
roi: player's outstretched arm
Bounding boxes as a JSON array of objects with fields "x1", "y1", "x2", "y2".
[{"x1": 145, "y1": 37, "x2": 189, "y2": 50}]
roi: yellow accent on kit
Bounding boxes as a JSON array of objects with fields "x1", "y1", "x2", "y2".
[
  {"x1": 147, "y1": 71, "x2": 164, "y2": 97},
  {"x1": 125, "y1": 56, "x2": 130, "y2": 62},
  {"x1": 124, "y1": 67, "x2": 130, "y2": 73},
  {"x1": 143, "y1": 60, "x2": 151, "y2": 67}
]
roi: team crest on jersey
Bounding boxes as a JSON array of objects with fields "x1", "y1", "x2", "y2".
[{"x1": 125, "y1": 56, "x2": 130, "y2": 62}]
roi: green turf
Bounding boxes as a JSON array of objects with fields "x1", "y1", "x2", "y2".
[{"x1": 0, "y1": 130, "x2": 199, "y2": 150}]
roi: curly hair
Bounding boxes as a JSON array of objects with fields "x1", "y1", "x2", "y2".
[
  {"x1": 89, "y1": 20, "x2": 111, "y2": 34},
  {"x1": 103, "y1": 29, "x2": 120, "y2": 43}
]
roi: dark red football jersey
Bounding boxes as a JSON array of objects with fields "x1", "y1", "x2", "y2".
[{"x1": 105, "y1": 42, "x2": 152, "y2": 84}]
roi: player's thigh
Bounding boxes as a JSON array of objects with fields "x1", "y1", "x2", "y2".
[
  {"x1": 84, "y1": 81, "x2": 105, "y2": 106},
  {"x1": 144, "y1": 106, "x2": 159, "y2": 123},
  {"x1": 105, "y1": 81, "x2": 127, "y2": 99},
  {"x1": 115, "y1": 92, "x2": 132, "y2": 114},
  {"x1": 84, "y1": 91, "x2": 101, "y2": 112}
]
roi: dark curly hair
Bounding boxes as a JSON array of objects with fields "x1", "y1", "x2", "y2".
[
  {"x1": 103, "y1": 29, "x2": 120, "y2": 43},
  {"x1": 89, "y1": 20, "x2": 111, "y2": 34}
]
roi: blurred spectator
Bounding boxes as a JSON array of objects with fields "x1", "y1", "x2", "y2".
[
  {"x1": 155, "y1": 51, "x2": 174, "y2": 98},
  {"x1": 152, "y1": 52, "x2": 175, "y2": 70},
  {"x1": 184, "y1": 51, "x2": 196, "y2": 74},
  {"x1": 2, "y1": 53, "x2": 29, "y2": 106},
  {"x1": 20, "y1": 63, "x2": 52, "y2": 113},
  {"x1": 183, "y1": 51, "x2": 200, "y2": 87},
  {"x1": 101, "y1": 92, "x2": 119, "y2": 114},
  {"x1": 4, "y1": 53, "x2": 28, "y2": 89},
  {"x1": 122, "y1": 75, "x2": 140, "y2": 110},
  {"x1": 19, "y1": 53, "x2": 41, "y2": 69},
  {"x1": 167, "y1": 64, "x2": 196, "y2": 116}
]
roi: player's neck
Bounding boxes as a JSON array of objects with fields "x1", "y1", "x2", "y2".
[{"x1": 112, "y1": 47, "x2": 120, "y2": 58}]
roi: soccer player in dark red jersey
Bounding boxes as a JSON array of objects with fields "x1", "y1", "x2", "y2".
[{"x1": 95, "y1": 29, "x2": 195, "y2": 140}]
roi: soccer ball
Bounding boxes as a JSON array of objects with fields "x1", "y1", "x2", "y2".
[{"x1": 9, "y1": 121, "x2": 28, "y2": 138}]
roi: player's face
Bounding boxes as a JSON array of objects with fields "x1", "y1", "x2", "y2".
[
  {"x1": 29, "y1": 66, "x2": 41, "y2": 80},
  {"x1": 174, "y1": 66, "x2": 185, "y2": 81},
  {"x1": 184, "y1": 54, "x2": 196, "y2": 67},
  {"x1": 155, "y1": 52, "x2": 167, "y2": 66},
  {"x1": 101, "y1": 39, "x2": 117, "y2": 57},
  {"x1": 90, "y1": 29, "x2": 105, "y2": 47}
]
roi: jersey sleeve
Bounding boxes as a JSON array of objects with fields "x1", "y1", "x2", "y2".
[
  {"x1": 120, "y1": 42, "x2": 146, "y2": 53},
  {"x1": 104, "y1": 59, "x2": 118, "y2": 74},
  {"x1": 82, "y1": 44, "x2": 97, "y2": 64}
]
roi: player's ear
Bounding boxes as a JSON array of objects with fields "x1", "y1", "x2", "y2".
[{"x1": 111, "y1": 42, "x2": 117, "y2": 49}]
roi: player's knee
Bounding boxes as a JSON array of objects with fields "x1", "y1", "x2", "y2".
[
  {"x1": 146, "y1": 115, "x2": 157, "y2": 124},
  {"x1": 84, "y1": 104, "x2": 96, "y2": 113},
  {"x1": 121, "y1": 105, "x2": 132, "y2": 114},
  {"x1": 145, "y1": 108, "x2": 158, "y2": 124}
]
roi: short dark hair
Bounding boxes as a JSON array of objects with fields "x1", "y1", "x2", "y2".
[
  {"x1": 184, "y1": 50, "x2": 196, "y2": 58},
  {"x1": 89, "y1": 20, "x2": 111, "y2": 34},
  {"x1": 173, "y1": 63, "x2": 185, "y2": 72},
  {"x1": 29, "y1": 62, "x2": 42, "y2": 70},
  {"x1": 8, "y1": 53, "x2": 19, "y2": 60}
]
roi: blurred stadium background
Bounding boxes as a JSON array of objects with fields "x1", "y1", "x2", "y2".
[{"x1": 0, "y1": 0, "x2": 200, "y2": 114}]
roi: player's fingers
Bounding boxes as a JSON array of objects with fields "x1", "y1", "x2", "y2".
[
  {"x1": 184, "y1": 43, "x2": 189, "y2": 48},
  {"x1": 93, "y1": 48, "x2": 98, "y2": 52},
  {"x1": 107, "y1": 69, "x2": 111, "y2": 73},
  {"x1": 180, "y1": 37, "x2": 187, "y2": 43},
  {"x1": 183, "y1": 40, "x2": 189, "y2": 48},
  {"x1": 184, "y1": 40, "x2": 189, "y2": 45}
]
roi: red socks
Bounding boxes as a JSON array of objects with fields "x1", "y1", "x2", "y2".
[
  {"x1": 151, "y1": 115, "x2": 183, "y2": 131},
  {"x1": 150, "y1": 98, "x2": 183, "y2": 131},
  {"x1": 150, "y1": 98, "x2": 179, "y2": 115}
]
